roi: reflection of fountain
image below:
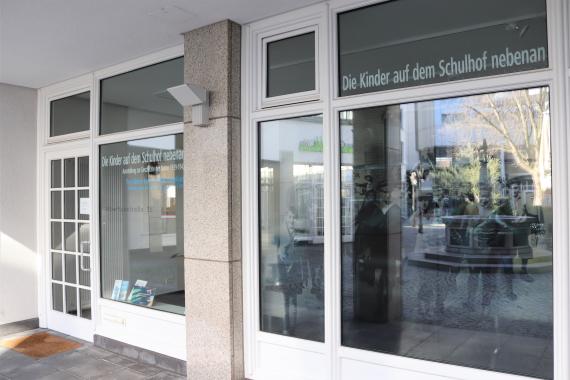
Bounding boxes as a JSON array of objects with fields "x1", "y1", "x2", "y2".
[{"x1": 408, "y1": 215, "x2": 536, "y2": 269}]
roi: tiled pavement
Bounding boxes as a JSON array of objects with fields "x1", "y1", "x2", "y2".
[{"x1": 0, "y1": 329, "x2": 186, "y2": 380}]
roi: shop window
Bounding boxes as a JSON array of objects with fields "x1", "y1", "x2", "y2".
[
  {"x1": 340, "y1": 87, "x2": 553, "y2": 379},
  {"x1": 259, "y1": 115, "x2": 324, "y2": 342},
  {"x1": 100, "y1": 134, "x2": 185, "y2": 314},
  {"x1": 50, "y1": 92, "x2": 90, "y2": 137},
  {"x1": 100, "y1": 57, "x2": 183, "y2": 135},
  {"x1": 266, "y1": 32, "x2": 316, "y2": 98},
  {"x1": 338, "y1": 0, "x2": 548, "y2": 96}
]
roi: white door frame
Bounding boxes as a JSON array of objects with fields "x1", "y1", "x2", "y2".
[{"x1": 42, "y1": 144, "x2": 94, "y2": 341}]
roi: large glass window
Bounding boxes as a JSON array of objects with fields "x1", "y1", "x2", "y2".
[
  {"x1": 259, "y1": 115, "x2": 324, "y2": 341},
  {"x1": 341, "y1": 87, "x2": 552, "y2": 379},
  {"x1": 100, "y1": 134, "x2": 184, "y2": 314},
  {"x1": 338, "y1": 0, "x2": 548, "y2": 96},
  {"x1": 50, "y1": 92, "x2": 90, "y2": 137},
  {"x1": 100, "y1": 57, "x2": 183, "y2": 135}
]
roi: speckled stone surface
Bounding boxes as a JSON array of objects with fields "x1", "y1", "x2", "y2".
[
  {"x1": 185, "y1": 260, "x2": 243, "y2": 380},
  {"x1": 184, "y1": 20, "x2": 241, "y2": 122},
  {"x1": 183, "y1": 19, "x2": 244, "y2": 380}
]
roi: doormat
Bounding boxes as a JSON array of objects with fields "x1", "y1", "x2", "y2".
[{"x1": 0, "y1": 332, "x2": 82, "y2": 358}]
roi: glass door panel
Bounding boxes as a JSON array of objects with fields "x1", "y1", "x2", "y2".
[{"x1": 49, "y1": 156, "x2": 91, "y2": 321}]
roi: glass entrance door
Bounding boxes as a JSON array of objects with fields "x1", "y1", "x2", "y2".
[{"x1": 47, "y1": 154, "x2": 93, "y2": 341}]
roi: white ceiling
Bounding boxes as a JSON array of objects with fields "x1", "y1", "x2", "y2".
[{"x1": 0, "y1": 0, "x2": 321, "y2": 89}]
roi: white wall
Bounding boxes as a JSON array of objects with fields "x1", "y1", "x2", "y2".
[{"x1": 0, "y1": 83, "x2": 38, "y2": 325}]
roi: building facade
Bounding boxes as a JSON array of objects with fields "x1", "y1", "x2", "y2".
[{"x1": 0, "y1": 0, "x2": 568, "y2": 379}]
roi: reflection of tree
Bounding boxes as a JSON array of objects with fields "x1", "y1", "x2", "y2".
[
  {"x1": 431, "y1": 144, "x2": 501, "y2": 202},
  {"x1": 461, "y1": 88, "x2": 550, "y2": 206}
]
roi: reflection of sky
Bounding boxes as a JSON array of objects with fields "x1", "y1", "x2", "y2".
[
  {"x1": 433, "y1": 98, "x2": 494, "y2": 149},
  {"x1": 127, "y1": 135, "x2": 176, "y2": 150}
]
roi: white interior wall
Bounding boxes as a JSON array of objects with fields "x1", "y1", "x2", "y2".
[{"x1": 0, "y1": 83, "x2": 38, "y2": 325}]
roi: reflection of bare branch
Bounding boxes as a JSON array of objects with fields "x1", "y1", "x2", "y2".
[
  {"x1": 513, "y1": 95, "x2": 531, "y2": 152},
  {"x1": 467, "y1": 104, "x2": 533, "y2": 173}
]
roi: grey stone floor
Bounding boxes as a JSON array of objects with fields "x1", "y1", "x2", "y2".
[{"x1": 0, "y1": 329, "x2": 185, "y2": 380}]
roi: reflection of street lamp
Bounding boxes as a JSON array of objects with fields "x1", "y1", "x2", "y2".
[
  {"x1": 410, "y1": 164, "x2": 428, "y2": 233},
  {"x1": 478, "y1": 139, "x2": 492, "y2": 208}
]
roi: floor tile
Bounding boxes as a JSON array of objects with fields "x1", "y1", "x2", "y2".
[
  {"x1": 147, "y1": 372, "x2": 186, "y2": 380},
  {"x1": 129, "y1": 363, "x2": 163, "y2": 377},
  {"x1": 65, "y1": 357, "x2": 122, "y2": 379},
  {"x1": 102, "y1": 354, "x2": 138, "y2": 367},
  {"x1": 7, "y1": 362, "x2": 59, "y2": 380},
  {"x1": 36, "y1": 370, "x2": 81, "y2": 380},
  {"x1": 111, "y1": 368, "x2": 152, "y2": 380},
  {"x1": 0, "y1": 352, "x2": 37, "y2": 375}
]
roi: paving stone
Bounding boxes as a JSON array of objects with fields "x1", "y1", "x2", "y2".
[
  {"x1": 36, "y1": 370, "x2": 80, "y2": 380},
  {"x1": 0, "y1": 352, "x2": 37, "y2": 375},
  {"x1": 65, "y1": 357, "x2": 122, "y2": 379},
  {"x1": 7, "y1": 362, "x2": 59, "y2": 380},
  {"x1": 102, "y1": 354, "x2": 138, "y2": 367},
  {"x1": 147, "y1": 372, "x2": 186, "y2": 380},
  {"x1": 109, "y1": 368, "x2": 151, "y2": 380},
  {"x1": 128, "y1": 363, "x2": 163, "y2": 377}
]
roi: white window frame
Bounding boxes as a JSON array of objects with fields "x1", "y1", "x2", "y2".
[
  {"x1": 43, "y1": 75, "x2": 93, "y2": 145},
  {"x1": 38, "y1": 44, "x2": 187, "y2": 360},
  {"x1": 242, "y1": 0, "x2": 570, "y2": 379},
  {"x1": 92, "y1": 45, "x2": 186, "y2": 360},
  {"x1": 254, "y1": 4, "x2": 328, "y2": 110}
]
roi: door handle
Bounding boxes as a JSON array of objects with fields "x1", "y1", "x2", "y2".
[{"x1": 80, "y1": 241, "x2": 91, "y2": 272}]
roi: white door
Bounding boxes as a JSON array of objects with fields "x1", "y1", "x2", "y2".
[{"x1": 46, "y1": 152, "x2": 94, "y2": 341}]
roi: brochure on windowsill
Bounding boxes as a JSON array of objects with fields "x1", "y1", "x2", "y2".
[
  {"x1": 111, "y1": 280, "x2": 130, "y2": 301},
  {"x1": 127, "y1": 279, "x2": 155, "y2": 307}
]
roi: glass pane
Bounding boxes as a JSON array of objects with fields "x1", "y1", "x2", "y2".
[
  {"x1": 78, "y1": 156, "x2": 89, "y2": 187},
  {"x1": 78, "y1": 223, "x2": 90, "y2": 254},
  {"x1": 64, "y1": 158, "x2": 75, "y2": 188},
  {"x1": 65, "y1": 254, "x2": 77, "y2": 284},
  {"x1": 267, "y1": 32, "x2": 315, "y2": 98},
  {"x1": 51, "y1": 252, "x2": 62, "y2": 281},
  {"x1": 50, "y1": 92, "x2": 90, "y2": 137},
  {"x1": 52, "y1": 283, "x2": 63, "y2": 312},
  {"x1": 340, "y1": 87, "x2": 553, "y2": 379},
  {"x1": 64, "y1": 191, "x2": 75, "y2": 220},
  {"x1": 259, "y1": 115, "x2": 325, "y2": 342},
  {"x1": 51, "y1": 222, "x2": 62, "y2": 250},
  {"x1": 64, "y1": 223, "x2": 76, "y2": 252},
  {"x1": 79, "y1": 257, "x2": 90, "y2": 287},
  {"x1": 100, "y1": 134, "x2": 185, "y2": 314},
  {"x1": 65, "y1": 286, "x2": 77, "y2": 316},
  {"x1": 51, "y1": 160, "x2": 61, "y2": 188},
  {"x1": 80, "y1": 289, "x2": 91, "y2": 320},
  {"x1": 338, "y1": 0, "x2": 548, "y2": 96},
  {"x1": 78, "y1": 190, "x2": 90, "y2": 221},
  {"x1": 51, "y1": 191, "x2": 62, "y2": 219},
  {"x1": 100, "y1": 57, "x2": 183, "y2": 135}
]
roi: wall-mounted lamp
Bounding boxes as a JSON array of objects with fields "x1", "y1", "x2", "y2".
[{"x1": 167, "y1": 84, "x2": 209, "y2": 126}]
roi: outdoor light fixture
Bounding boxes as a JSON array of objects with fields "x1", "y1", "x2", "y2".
[{"x1": 167, "y1": 84, "x2": 209, "y2": 126}]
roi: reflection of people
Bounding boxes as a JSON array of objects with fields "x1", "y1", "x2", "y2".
[
  {"x1": 464, "y1": 193, "x2": 479, "y2": 216},
  {"x1": 466, "y1": 199, "x2": 517, "y2": 309},
  {"x1": 277, "y1": 208, "x2": 303, "y2": 335},
  {"x1": 353, "y1": 179, "x2": 401, "y2": 324}
]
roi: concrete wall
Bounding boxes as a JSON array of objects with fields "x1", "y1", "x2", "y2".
[{"x1": 0, "y1": 83, "x2": 38, "y2": 325}]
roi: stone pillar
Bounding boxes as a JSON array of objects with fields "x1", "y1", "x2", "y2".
[{"x1": 183, "y1": 20, "x2": 243, "y2": 380}]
